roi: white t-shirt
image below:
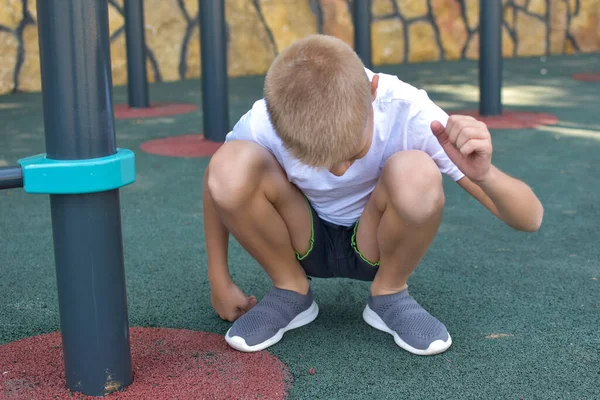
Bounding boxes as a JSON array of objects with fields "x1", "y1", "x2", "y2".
[{"x1": 225, "y1": 69, "x2": 464, "y2": 226}]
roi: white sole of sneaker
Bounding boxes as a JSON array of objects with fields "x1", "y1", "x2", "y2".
[
  {"x1": 362, "y1": 305, "x2": 452, "y2": 356},
  {"x1": 225, "y1": 301, "x2": 319, "y2": 352}
]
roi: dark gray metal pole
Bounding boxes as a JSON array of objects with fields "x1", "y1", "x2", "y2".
[
  {"x1": 36, "y1": 0, "x2": 133, "y2": 396},
  {"x1": 353, "y1": 0, "x2": 372, "y2": 69},
  {"x1": 199, "y1": 0, "x2": 229, "y2": 142},
  {"x1": 0, "y1": 166, "x2": 23, "y2": 190},
  {"x1": 124, "y1": 0, "x2": 149, "y2": 108},
  {"x1": 479, "y1": 0, "x2": 503, "y2": 116}
]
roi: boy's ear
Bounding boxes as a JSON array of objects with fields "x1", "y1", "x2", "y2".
[{"x1": 370, "y1": 74, "x2": 379, "y2": 101}]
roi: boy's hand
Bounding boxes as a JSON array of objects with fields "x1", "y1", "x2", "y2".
[
  {"x1": 210, "y1": 281, "x2": 257, "y2": 322},
  {"x1": 431, "y1": 115, "x2": 492, "y2": 183}
]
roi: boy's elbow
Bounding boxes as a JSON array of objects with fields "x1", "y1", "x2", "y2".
[
  {"x1": 514, "y1": 203, "x2": 544, "y2": 232},
  {"x1": 520, "y1": 217, "x2": 543, "y2": 232}
]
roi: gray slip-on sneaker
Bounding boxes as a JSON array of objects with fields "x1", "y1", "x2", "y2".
[
  {"x1": 363, "y1": 288, "x2": 452, "y2": 355},
  {"x1": 225, "y1": 286, "x2": 319, "y2": 352}
]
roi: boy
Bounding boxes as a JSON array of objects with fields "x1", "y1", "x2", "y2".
[{"x1": 203, "y1": 35, "x2": 543, "y2": 356}]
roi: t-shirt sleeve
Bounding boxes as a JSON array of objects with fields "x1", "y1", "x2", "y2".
[
  {"x1": 405, "y1": 91, "x2": 465, "y2": 181},
  {"x1": 225, "y1": 108, "x2": 257, "y2": 143},
  {"x1": 224, "y1": 100, "x2": 283, "y2": 162}
]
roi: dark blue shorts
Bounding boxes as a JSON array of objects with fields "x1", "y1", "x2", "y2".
[{"x1": 295, "y1": 199, "x2": 379, "y2": 281}]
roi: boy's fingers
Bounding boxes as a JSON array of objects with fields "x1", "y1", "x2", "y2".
[
  {"x1": 239, "y1": 296, "x2": 257, "y2": 312},
  {"x1": 430, "y1": 120, "x2": 446, "y2": 138},
  {"x1": 455, "y1": 127, "x2": 484, "y2": 149},
  {"x1": 431, "y1": 120, "x2": 463, "y2": 163},
  {"x1": 248, "y1": 296, "x2": 257, "y2": 307},
  {"x1": 231, "y1": 310, "x2": 242, "y2": 321},
  {"x1": 459, "y1": 139, "x2": 490, "y2": 157}
]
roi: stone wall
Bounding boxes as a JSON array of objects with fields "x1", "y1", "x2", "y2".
[{"x1": 0, "y1": 0, "x2": 598, "y2": 95}]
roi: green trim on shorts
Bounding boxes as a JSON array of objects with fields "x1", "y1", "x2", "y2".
[
  {"x1": 351, "y1": 221, "x2": 380, "y2": 267},
  {"x1": 295, "y1": 196, "x2": 315, "y2": 261}
]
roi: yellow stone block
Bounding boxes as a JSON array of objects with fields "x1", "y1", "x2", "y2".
[
  {"x1": 260, "y1": 0, "x2": 317, "y2": 52},
  {"x1": 0, "y1": 31, "x2": 17, "y2": 95},
  {"x1": 550, "y1": 0, "x2": 568, "y2": 54},
  {"x1": 465, "y1": 33, "x2": 479, "y2": 59},
  {"x1": 183, "y1": 0, "x2": 198, "y2": 18},
  {"x1": 504, "y1": 6, "x2": 515, "y2": 28},
  {"x1": 528, "y1": 0, "x2": 546, "y2": 15},
  {"x1": 179, "y1": 0, "x2": 200, "y2": 79},
  {"x1": 321, "y1": 0, "x2": 353, "y2": 47},
  {"x1": 430, "y1": 0, "x2": 467, "y2": 60},
  {"x1": 465, "y1": 0, "x2": 479, "y2": 30},
  {"x1": 110, "y1": 33, "x2": 128, "y2": 87},
  {"x1": 396, "y1": 0, "x2": 428, "y2": 19},
  {"x1": 373, "y1": 0, "x2": 395, "y2": 17},
  {"x1": 0, "y1": 0, "x2": 22, "y2": 29},
  {"x1": 516, "y1": 11, "x2": 547, "y2": 56},
  {"x1": 184, "y1": 30, "x2": 201, "y2": 80},
  {"x1": 372, "y1": 19, "x2": 405, "y2": 65},
  {"x1": 106, "y1": 1, "x2": 127, "y2": 86},
  {"x1": 502, "y1": 26, "x2": 515, "y2": 57},
  {"x1": 568, "y1": 0, "x2": 578, "y2": 14},
  {"x1": 108, "y1": 0, "x2": 124, "y2": 36},
  {"x1": 143, "y1": 0, "x2": 186, "y2": 82},
  {"x1": 27, "y1": 0, "x2": 36, "y2": 20},
  {"x1": 144, "y1": 59, "x2": 157, "y2": 83},
  {"x1": 19, "y1": 24, "x2": 41, "y2": 92},
  {"x1": 226, "y1": 0, "x2": 277, "y2": 77},
  {"x1": 569, "y1": 1, "x2": 600, "y2": 52},
  {"x1": 565, "y1": 39, "x2": 576, "y2": 54},
  {"x1": 408, "y1": 21, "x2": 440, "y2": 62}
]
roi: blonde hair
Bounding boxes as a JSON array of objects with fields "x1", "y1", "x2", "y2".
[{"x1": 264, "y1": 34, "x2": 371, "y2": 168}]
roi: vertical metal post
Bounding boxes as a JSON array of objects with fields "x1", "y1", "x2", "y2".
[
  {"x1": 353, "y1": 0, "x2": 372, "y2": 69},
  {"x1": 36, "y1": 0, "x2": 133, "y2": 396},
  {"x1": 199, "y1": 0, "x2": 229, "y2": 142},
  {"x1": 479, "y1": 0, "x2": 503, "y2": 116},
  {"x1": 124, "y1": 0, "x2": 149, "y2": 108}
]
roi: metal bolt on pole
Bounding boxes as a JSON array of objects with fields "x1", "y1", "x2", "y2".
[
  {"x1": 36, "y1": 0, "x2": 133, "y2": 395},
  {"x1": 199, "y1": 0, "x2": 229, "y2": 142}
]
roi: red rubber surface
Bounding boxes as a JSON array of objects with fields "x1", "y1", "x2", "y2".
[
  {"x1": 140, "y1": 134, "x2": 223, "y2": 158},
  {"x1": 572, "y1": 72, "x2": 600, "y2": 82},
  {"x1": 450, "y1": 110, "x2": 559, "y2": 129},
  {"x1": 0, "y1": 328, "x2": 291, "y2": 399},
  {"x1": 113, "y1": 103, "x2": 197, "y2": 119}
]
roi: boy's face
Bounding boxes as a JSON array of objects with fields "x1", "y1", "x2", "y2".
[{"x1": 329, "y1": 75, "x2": 378, "y2": 177}]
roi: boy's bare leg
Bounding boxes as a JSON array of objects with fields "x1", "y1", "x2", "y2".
[
  {"x1": 206, "y1": 140, "x2": 320, "y2": 352},
  {"x1": 355, "y1": 150, "x2": 450, "y2": 355},
  {"x1": 356, "y1": 150, "x2": 444, "y2": 294},
  {"x1": 206, "y1": 140, "x2": 312, "y2": 295}
]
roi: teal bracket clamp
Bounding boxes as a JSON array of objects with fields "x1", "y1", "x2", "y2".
[{"x1": 18, "y1": 148, "x2": 136, "y2": 194}]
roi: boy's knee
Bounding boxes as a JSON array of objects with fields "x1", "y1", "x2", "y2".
[
  {"x1": 207, "y1": 141, "x2": 269, "y2": 211},
  {"x1": 382, "y1": 150, "x2": 444, "y2": 224}
]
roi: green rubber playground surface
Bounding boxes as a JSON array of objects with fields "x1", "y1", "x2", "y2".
[{"x1": 1, "y1": 54, "x2": 599, "y2": 399}]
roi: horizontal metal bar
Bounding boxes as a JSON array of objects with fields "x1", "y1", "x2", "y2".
[{"x1": 0, "y1": 166, "x2": 23, "y2": 190}]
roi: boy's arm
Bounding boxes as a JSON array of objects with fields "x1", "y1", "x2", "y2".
[
  {"x1": 203, "y1": 168, "x2": 257, "y2": 321},
  {"x1": 430, "y1": 115, "x2": 544, "y2": 232},
  {"x1": 456, "y1": 171, "x2": 543, "y2": 232},
  {"x1": 203, "y1": 167, "x2": 231, "y2": 286}
]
